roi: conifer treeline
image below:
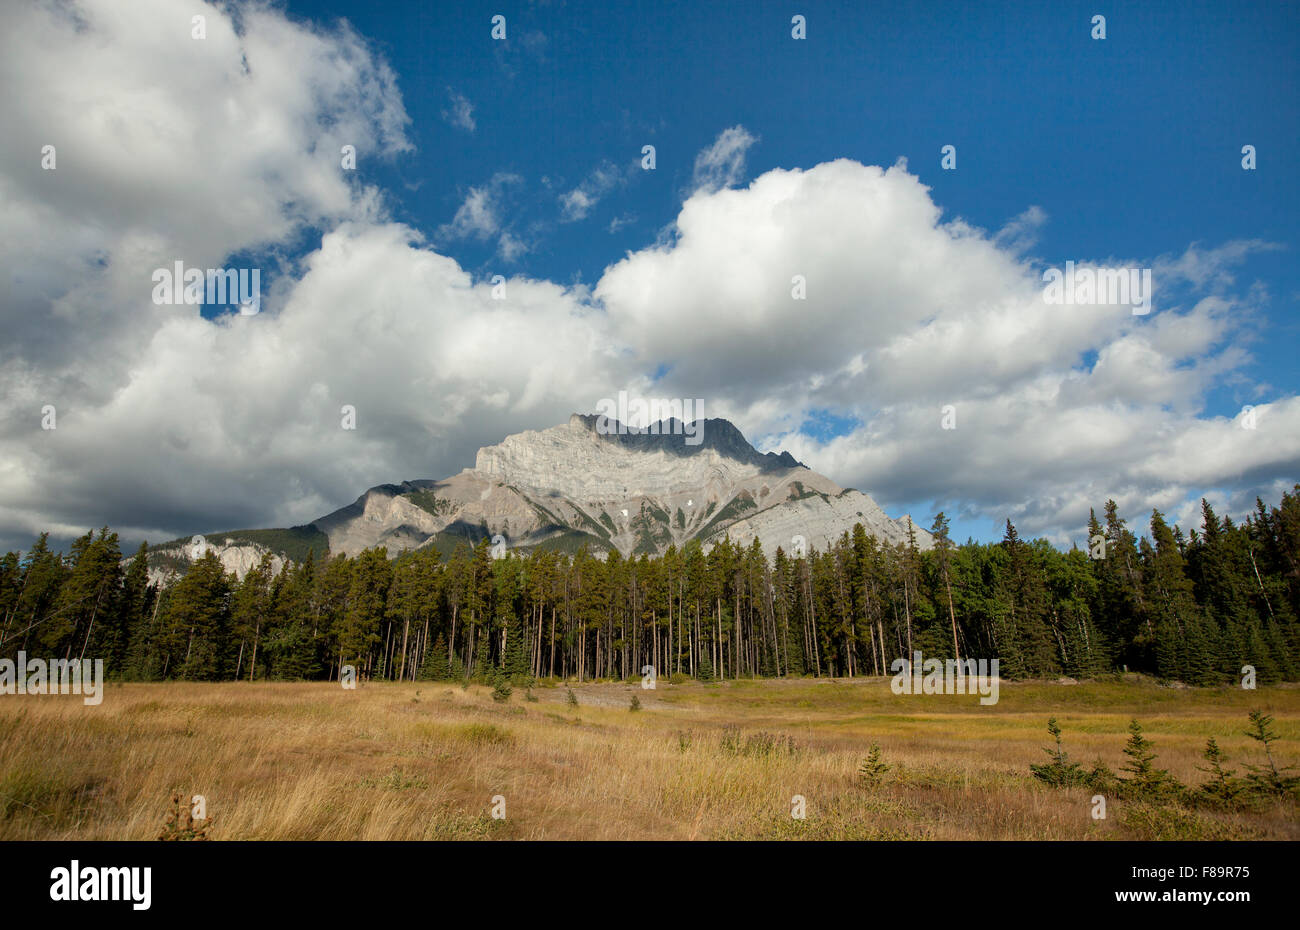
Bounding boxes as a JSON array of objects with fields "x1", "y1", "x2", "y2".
[{"x1": 2, "y1": 488, "x2": 1298, "y2": 686}]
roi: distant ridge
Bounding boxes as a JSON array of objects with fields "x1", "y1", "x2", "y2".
[{"x1": 146, "y1": 413, "x2": 929, "y2": 580}]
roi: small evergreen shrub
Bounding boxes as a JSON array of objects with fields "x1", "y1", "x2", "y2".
[
  {"x1": 858, "y1": 743, "x2": 890, "y2": 787},
  {"x1": 1029, "y1": 718, "x2": 1090, "y2": 787}
]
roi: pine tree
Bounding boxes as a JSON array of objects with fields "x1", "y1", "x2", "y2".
[
  {"x1": 335, "y1": 547, "x2": 392, "y2": 672},
  {"x1": 858, "y1": 743, "x2": 889, "y2": 786},
  {"x1": 1196, "y1": 737, "x2": 1241, "y2": 802},
  {"x1": 1029, "y1": 717, "x2": 1088, "y2": 786},
  {"x1": 998, "y1": 521, "x2": 1056, "y2": 677},
  {"x1": 419, "y1": 633, "x2": 450, "y2": 681},
  {"x1": 504, "y1": 613, "x2": 531, "y2": 685},
  {"x1": 265, "y1": 551, "x2": 321, "y2": 680},
  {"x1": 231, "y1": 552, "x2": 275, "y2": 681},
  {"x1": 1095, "y1": 500, "x2": 1147, "y2": 670},
  {"x1": 490, "y1": 671, "x2": 512, "y2": 703},
  {"x1": 159, "y1": 552, "x2": 232, "y2": 681},
  {"x1": 1144, "y1": 510, "x2": 1216, "y2": 684},
  {"x1": 1119, "y1": 719, "x2": 1180, "y2": 801},
  {"x1": 48, "y1": 529, "x2": 123, "y2": 662},
  {"x1": 4, "y1": 483, "x2": 1300, "y2": 690},
  {"x1": 120, "y1": 543, "x2": 156, "y2": 679},
  {"x1": 696, "y1": 647, "x2": 714, "y2": 682},
  {"x1": 473, "y1": 626, "x2": 492, "y2": 681},
  {"x1": 1242, "y1": 710, "x2": 1300, "y2": 796},
  {"x1": 929, "y1": 513, "x2": 962, "y2": 665}
]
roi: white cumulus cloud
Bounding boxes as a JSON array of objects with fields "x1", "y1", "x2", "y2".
[{"x1": 0, "y1": 7, "x2": 1294, "y2": 556}]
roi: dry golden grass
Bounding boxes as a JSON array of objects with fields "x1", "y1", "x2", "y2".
[{"x1": 0, "y1": 675, "x2": 1296, "y2": 840}]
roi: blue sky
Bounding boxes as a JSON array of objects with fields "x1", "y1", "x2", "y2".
[
  {"x1": 289, "y1": 0, "x2": 1299, "y2": 541},
  {"x1": 285, "y1": 0, "x2": 1298, "y2": 320},
  {"x1": 2, "y1": 0, "x2": 1298, "y2": 552}
]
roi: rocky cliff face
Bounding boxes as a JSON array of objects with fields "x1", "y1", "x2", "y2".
[
  {"x1": 143, "y1": 539, "x2": 285, "y2": 587},
  {"x1": 474, "y1": 414, "x2": 802, "y2": 502},
  {"x1": 313, "y1": 413, "x2": 930, "y2": 560},
  {"x1": 156, "y1": 413, "x2": 930, "y2": 577}
]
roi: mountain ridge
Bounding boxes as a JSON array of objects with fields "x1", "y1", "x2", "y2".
[{"x1": 146, "y1": 413, "x2": 930, "y2": 581}]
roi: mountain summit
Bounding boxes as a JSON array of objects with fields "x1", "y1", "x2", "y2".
[{"x1": 155, "y1": 414, "x2": 930, "y2": 578}]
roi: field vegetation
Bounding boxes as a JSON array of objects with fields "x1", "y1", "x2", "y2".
[{"x1": 1, "y1": 676, "x2": 1296, "y2": 841}]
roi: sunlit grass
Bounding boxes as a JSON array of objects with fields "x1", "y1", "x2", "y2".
[{"x1": 0, "y1": 676, "x2": 1295, "y2": 840}]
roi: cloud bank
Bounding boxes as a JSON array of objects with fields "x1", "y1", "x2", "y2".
[{"x1": 1, "y1": 0, "x2": 1295, "y2": 553}]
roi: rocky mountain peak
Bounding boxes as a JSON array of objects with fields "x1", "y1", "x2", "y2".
[
  {"x1": 157, "y1": 414, "x2": 928, "y2": 575},
  {"x1": 567, "y1": 412, "x2": 806, "y2": 472}
]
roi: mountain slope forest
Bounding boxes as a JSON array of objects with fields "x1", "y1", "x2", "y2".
[{"x1": 3, "y1": 489, "x2": 1299, "y2": 687}]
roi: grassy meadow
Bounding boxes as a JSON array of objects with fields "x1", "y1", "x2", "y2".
[{"x1": 0, "y1": 675, "x2": 1296, "y2": 840}]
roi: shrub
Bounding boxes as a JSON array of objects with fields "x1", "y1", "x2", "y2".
[
  {"x1": 1029, "y1": 718, "x2": 1090, "y2": 787},
  {"x1": 491, "y1": 675, "x2": 513, "y2": 703},
  {"x1": 1117, "y1": 719, "x2": 1185, "y2": 803},
  {"x1": 362, "y1": 767, "x2": 430, "y2": 791},
  {"x1": 158, "y1": 793, "x2": 213, "y2": 841},
  {"x1": 858, "y1": 743, "x2": 890, "y2": 787},
  {"x1": 1086, "y1": 759, "x2": 1120, "y2": 795},
  {"x1": 457, "y1": 723, "x2": 514, "y2": 746},
  {"x1": 720, "y1": 727, "x2": 798, "y2": 758},
  {"x1": 1196, "y1": 737, "x2": 1244, "y2": 805},
  {"x1": 1242, "y1": 710, "x2": 1300, "y2": 797}
]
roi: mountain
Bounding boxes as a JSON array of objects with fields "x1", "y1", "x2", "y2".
[{"x1": 146, "y1": 413, "x2": 930, "y2": 580}]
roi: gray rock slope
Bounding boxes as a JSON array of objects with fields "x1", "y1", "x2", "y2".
[
  {"x1": 314, "y1": 413, "x2": 930, "y2": 559},
  {"x1": 153, "y1": 414, "x2": 930, "y2": 577}
]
